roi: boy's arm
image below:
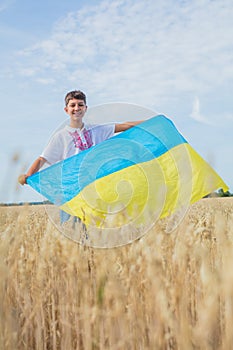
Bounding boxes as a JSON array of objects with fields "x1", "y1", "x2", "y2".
[
  {"x1": 114, "y1": 120, "x2": 144, "y2": 133},
  {"x1": 18, "y1": 156, "x2": 47, "y2": 185}
]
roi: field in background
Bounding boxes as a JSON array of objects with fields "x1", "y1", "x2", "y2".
[{"x1": 0, "y1": 198, "x2": 233, "y2": 349}]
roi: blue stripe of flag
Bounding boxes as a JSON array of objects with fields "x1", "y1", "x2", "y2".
[{"x1": 27, "y1": 115, "x2": 187, "y2": 205}]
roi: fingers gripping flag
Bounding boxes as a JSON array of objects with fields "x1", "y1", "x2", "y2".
[{"x1": 27, "y1": 115, "x2": 228, "y2": 228}]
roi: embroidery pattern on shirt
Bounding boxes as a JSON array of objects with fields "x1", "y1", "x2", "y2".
[{"x1": 69, "y1": 129, "x2": 93, "y2": 150}]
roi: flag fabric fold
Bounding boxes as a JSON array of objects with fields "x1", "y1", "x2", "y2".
[{"x1": 27, "y1": 115, "x2": 228, "y2": 228}]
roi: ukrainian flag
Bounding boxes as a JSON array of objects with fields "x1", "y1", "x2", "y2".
[{"x1": 27, "y1": 115, "x2": 228, "y2": 228}]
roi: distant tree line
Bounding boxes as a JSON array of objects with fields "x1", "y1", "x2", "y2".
[
  {"x1": 216, "y1": 188, "x2": 233, "y2": 197},
  {"x1": 0, "y1": 200, "x2": 52, "y2": 207},
  {"x1": 1, "y1": 191, "x2": 232, "y2": 207},
  {"x1": 205, "y1": 188, "x2": 233, "y2": 198}
]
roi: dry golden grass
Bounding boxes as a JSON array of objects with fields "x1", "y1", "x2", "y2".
[{"x1": 0, "y1": 198, "x2": 233, "y2": 349}]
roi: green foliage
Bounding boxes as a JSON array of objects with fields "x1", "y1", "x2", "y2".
[
  {"x1": 216, "y1": 188, "x2": 233, "y2": 197},
  {"x1": 204, "y1": 188, "x2": 233, "y2": 198}
]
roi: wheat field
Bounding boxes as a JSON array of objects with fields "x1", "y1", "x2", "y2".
[{"x1": 0, "y1": 198, "x2": 233, "y2": 349}]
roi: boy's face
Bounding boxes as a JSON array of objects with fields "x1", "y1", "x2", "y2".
[{"x1": 64, "y1": 98, "x2": 87, "y2": 124}]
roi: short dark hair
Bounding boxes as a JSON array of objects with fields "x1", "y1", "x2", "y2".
[{"x1": 65, "y1": 90, "x2": 87, "y2": 106}]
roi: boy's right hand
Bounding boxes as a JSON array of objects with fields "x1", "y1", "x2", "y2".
[{"x1": 18, "y1": 174, "x2": 28, "y2": 186}]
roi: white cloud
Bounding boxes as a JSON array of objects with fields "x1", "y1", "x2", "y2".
[
  {"x1": 18, "y1": 67, "x2": 38, "y2": 77},
  {"x1": 190, "y1": 96, "x2": 233, "y2": 128},
  {"x1": 190, "y1": 97, "x2": 211, "y2": 125},
  {"x1": 14, "y1": 0, "x2": 233, "y2": 111},
  {"x1": 36, "y1": 77, "x2": 56, "y2": 85},
  {"x1": 225, "y1": 113, "x2": 233, "y2": 121}
]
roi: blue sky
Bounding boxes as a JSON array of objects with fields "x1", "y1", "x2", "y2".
[{"x1": 0, "y1": 0, "x2": 232, "y2": 203}]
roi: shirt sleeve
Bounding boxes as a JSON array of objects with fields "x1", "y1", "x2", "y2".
[
  {"x1": 91, "y1": 123, "x2": 115, "y2": 144},
  {"x1": 40, "y1": 132, "x2": 63, "y2": 165}
]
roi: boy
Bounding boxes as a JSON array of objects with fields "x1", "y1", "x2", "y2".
[
  {"x1": 18, "y1": 90, "x2": 143, "y2": 221},
  {"x1": 19, "y1": 90, "x2": 143, "y2": 185}
]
